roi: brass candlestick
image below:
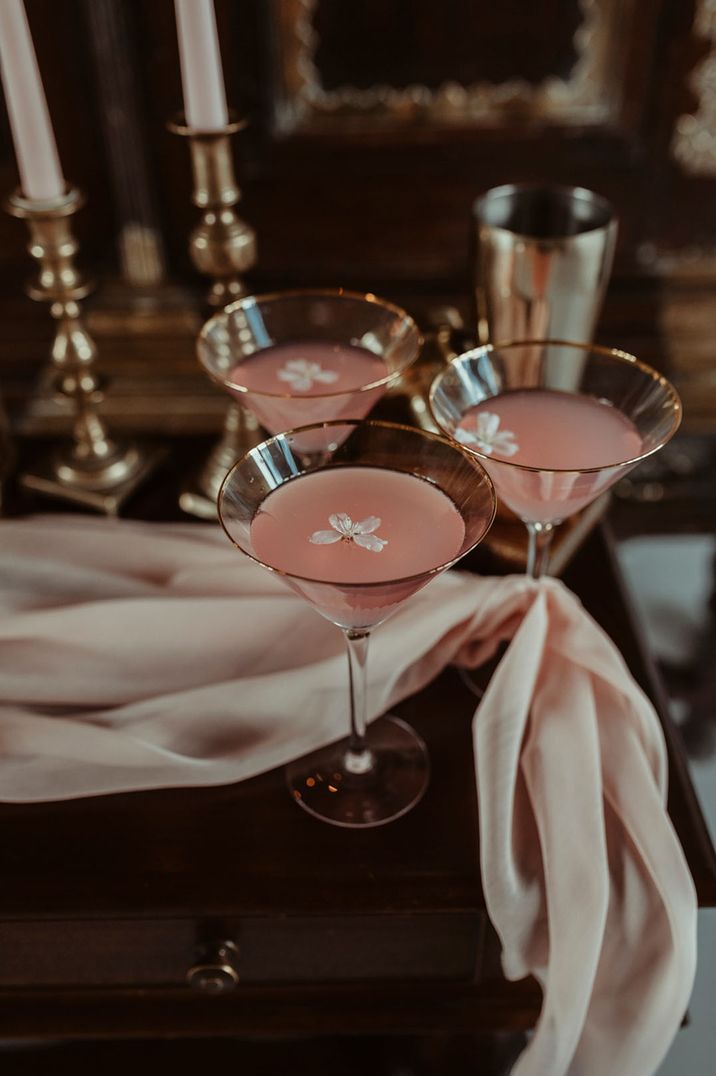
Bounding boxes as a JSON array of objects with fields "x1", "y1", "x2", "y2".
[
  {"x1": 169, "y1": 114, "x2": 260, "y2": 519},
  {"x1": 5, "y1": 186, "x2": 161, "y2": 514}
]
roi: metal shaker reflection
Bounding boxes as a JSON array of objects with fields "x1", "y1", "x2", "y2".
[{"x1": 472, "y1": 183, "x2": 618, "y2": 369}]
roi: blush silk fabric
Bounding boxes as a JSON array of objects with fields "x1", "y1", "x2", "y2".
[{"x1": 0, "y1": 516, "x2": 697, "y2": 1075}]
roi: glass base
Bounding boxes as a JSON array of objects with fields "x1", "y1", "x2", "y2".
[
  {"x1": 286, "y1": 715, "x2": 429, "y2": 828},
  {"x1": 456, "y1": 647, "x2": 507, "y2": 702},
  {"x1": 458, "y1": 665, "x2": 485, "y2": 701}
]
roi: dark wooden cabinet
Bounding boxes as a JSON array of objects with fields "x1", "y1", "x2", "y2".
[
  {"x1": 1, "y1": 1, "x2": 715, "y2": 438},
  {"x1": 2, "y1": 1, "x2": 716, "y2": 280},
  {"x1": 0, "y1": 2, "x2": 713, "y2": 435}
]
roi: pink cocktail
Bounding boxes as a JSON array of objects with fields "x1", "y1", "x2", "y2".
[
  {"x1": 199, "y1": 290, "x2": 421, "y2": 437},
  {"x1": 219, "y1": 420, "x2": 495, "y2": 828},
  {"x1": 251, "y1": 464, "x2": 467, "y2": 630},
  {"x1": 227, "y1": 341, "x2": 388, "y2": 434},
  {"x1": 430, "y1": 341, "x2": 681, "y2": 577},
  {"x1": 455, "y1": 388, "x2": 643, "y2": 523}
]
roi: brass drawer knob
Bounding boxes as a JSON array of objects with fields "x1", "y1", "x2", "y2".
[{"x1": 186, "y1": 941, "x2": 239, "y2": 994}]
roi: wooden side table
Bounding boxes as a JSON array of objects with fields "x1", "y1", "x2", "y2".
[{"x1": 0, "y1": 523, "x2": 712, "y2": 1047}]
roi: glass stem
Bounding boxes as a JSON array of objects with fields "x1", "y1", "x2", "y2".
[
  {"x1": 526, "y1": 521, "x2": 555, "y2": 578},
  {"x1": 343, "y1": 628, "x2": 375, "y2": 775}
]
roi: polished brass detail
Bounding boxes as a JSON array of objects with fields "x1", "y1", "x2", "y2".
[
  {"x1": 396, "y1": 307, "x2": 466, "y2": 434},
  {"x1": 274, "y1": 0, "x2": 618, "y2": 130},
  {"x1": 170, "y1": 114, "x2": 261, "y2": 519},
  {"x1": 186, "y1": 940, "x2": 240, "y2": 994},
  {"x1": 179, "y1": 404, "x2": 261, "y2": 519},
  {"x1": 5, "y1": 187, "x2": 162, "y2": 513},
  {"x1": 168, "y1": 115, "x2": 257, "y2": 309},
  {"x1": 673, "y1": 0, "x2": 716, "y2": 175}
]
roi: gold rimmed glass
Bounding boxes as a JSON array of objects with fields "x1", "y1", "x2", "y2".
[
  {"x1": 198, "y1": 289, "x2": 422, "y2": 436},
  {"x1": 218, "y1": 419, "x2": 496, "y2": 828},
  {"x1": 429, "y1": 341, "x2": 682, "y2": 577}
]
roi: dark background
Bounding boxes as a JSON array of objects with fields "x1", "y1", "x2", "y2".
[{"x1": 0, "y1": 0, "x2": 714, "y2": 434}]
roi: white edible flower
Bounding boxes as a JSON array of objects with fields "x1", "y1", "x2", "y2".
[
  {"x1": 309, "y1": 513, "x2": 388, "y2": 553},
  {"x1": 455, "y1": 411, "x2": 519, "y2": 456},
  {"x1": 277, "y1": 359, "x2": 339, "y2": 392}
]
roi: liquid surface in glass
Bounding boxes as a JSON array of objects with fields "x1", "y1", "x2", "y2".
[
  {"x1": 229, "y1": 341, "x2": 388, "y2": 396},
  {"x1": 227, "y1": 341, "x2": 389, "y2": 434},
  {"x1": 250, "y1": 465, "x2": 467, "y2": 585},
  {"x1": 456, "y1": 388, "x2": 642, "y2": 469}
]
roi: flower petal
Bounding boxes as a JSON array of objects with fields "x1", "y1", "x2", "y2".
[
  {"x1": 276, "y1": 359, "x2": 339, "y2": 392},
  {"x1": 479, "y1": 412, "x2": 501, "y2": 439},
  {"x1": 455, "y1": 427, "x2": 478, "y2": 445},
  {"x1": 329, "y1": 512, "x2": 353, "y2": 535},
  {"x1": 353, "y1": 533, "x2": 388, "y2": 552},
  {"x1": 353, "y1": 515, "x2": 381, "y2": 534},
  {"x1": 278, "y1": 368, "x2": 311, "y2": 387},
  {"x1": 309, "y1": 530, "x2": 342, "y2": 544},
  {"x1": 493, "y1": 431, "x2": 520, "y2": 456}
]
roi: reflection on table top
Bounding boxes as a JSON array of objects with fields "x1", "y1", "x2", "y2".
[
  {"x1": 615, "y1": 524, "x2": 716, "y2": 1076},
  {"x1": 617, "y1": 532, "x2": 716, "y2": 855}
]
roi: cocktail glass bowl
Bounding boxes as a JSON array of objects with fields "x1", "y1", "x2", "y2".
[
  {"x1": 218, "y1": 419, "x2": 495, "y2": 828},
  {"x1": 429, "y1": 341, "x2": 681, "y2": 577},
  {"x1": 198, "y1": 289, "x2": 422, "y2": 438}
]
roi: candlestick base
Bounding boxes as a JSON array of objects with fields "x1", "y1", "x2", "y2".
[
  {"x1": 20, "y1": 443, "x2": 166, "y2": 516},
  {"x1": 6, "y1": 185, "x2": 163, "y2": 512},
  {"x1": 179, "y1": 402, "x2": 262, "y2": 519}
]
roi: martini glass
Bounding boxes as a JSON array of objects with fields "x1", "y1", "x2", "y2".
[
  {"x1": 218, "y1": 419, "x2": 496, "y2": 828},
  {"x1": 198, "y1": 289, "x2": 421, "y2": 438},
  {"x1": 429, "y1": 340, "x2": 682, "y2": 578}
]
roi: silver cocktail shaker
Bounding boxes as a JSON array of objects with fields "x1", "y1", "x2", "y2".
[{"x1": 472, "y1": 183, "x2": 618, "y2": 348}]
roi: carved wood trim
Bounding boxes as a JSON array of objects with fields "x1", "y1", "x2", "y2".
[
  {"x1": 273, "y1": 0, "x2": 622, "y2": 131},
  {"x1": 673, "y1": 0, "x2": 716, "y2": 175}
]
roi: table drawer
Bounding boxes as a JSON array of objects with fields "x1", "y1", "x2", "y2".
[{"x1": 0, "y1": 913, "x2": 484, "y2": 989}]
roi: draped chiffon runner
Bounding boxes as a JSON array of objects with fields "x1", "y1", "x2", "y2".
[{"x1": 0, "y1": 516, "x2": 697, "y2": 1075}]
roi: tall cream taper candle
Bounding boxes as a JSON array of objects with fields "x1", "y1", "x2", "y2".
[
  {"x1": 0, "y1": 0, "x2": 65, "y2": 200},
  {"x1": 174, "y1": 0, "x2": 229, "y2": 130}
]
